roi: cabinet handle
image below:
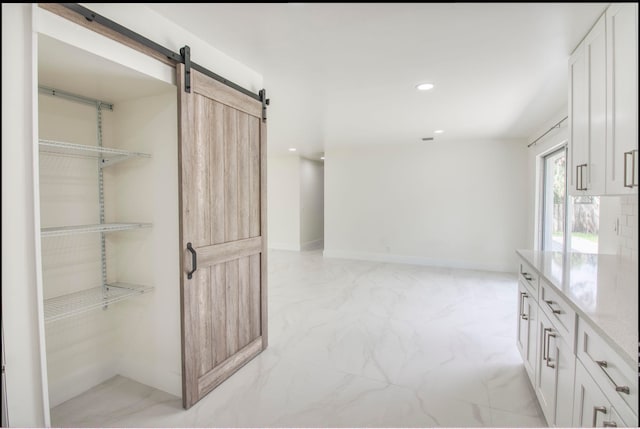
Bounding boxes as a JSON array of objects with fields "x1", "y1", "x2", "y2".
[
  {"x1": 592, "y1": 406, "x2": 607, "y2": 427},
  {"x1": 545, "y1": 328, "x2": 556, "y2": 368},
  {"x1": 544, "y1": 299, "x2": 561, "y2": 314},
  {"x1": 522, "y1": 272, "x2": 533, "y2": 281},
  {"x1": 577, "y1": 163, "x2": 589, "y2": 191},
  {"x1": 595, "y1": 360, "x2": 631, "y2": 394},
  {"x1": 519, "y1": 291, "x2": 528, "y2": 319},
  {"x1": 186, "y1": 242, "x2": 197, "y2": 280},
  {"x1": 603, "y1": 421, "x2": 618, "y2": 427},
  {"x1": 634, "y1": 149, "x2": 638, "y2": 188},
  {"x1": 624, "y1": 151, "x2": 633, "y2": 188}
]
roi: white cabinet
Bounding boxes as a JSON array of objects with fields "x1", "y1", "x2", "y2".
[
  {"x1": 576, "y1": 319, "x2": 638, "y2": 427},
  {"x1": 606, "y1": 4, "x2": 639, "y2": 194},
  {"x1": 574, "y1": 360, "x2": 631, "y2": 428},
  {"x1": 533, "y1": 309, "x2": 576, "y2": 427},
  {"x1": 569, "y1": 12, "x2": 607, "y2": 196},
  {"x1": 516, "y1": 281, "x2": 538, "y2": 382},
  {"x1": 569, "y1": 3, "x2": 639, "y2": 196}
]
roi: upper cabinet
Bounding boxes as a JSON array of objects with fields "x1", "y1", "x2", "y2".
[
  {"x1": 606, "y1": 4, "x2": 639, "y2": 194},
  {"x1": 569, "y1": 4, "x2": 638, "y2": 196},
  {"x1": 569, "y1": 13, "x2": 607, "y2": 196}
]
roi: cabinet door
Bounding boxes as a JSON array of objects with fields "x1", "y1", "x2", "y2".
[
  {"x1": 178, "y1": 64, "x2": 268, "y2": 409},
  {"x1": 516, "y1": 281, "x2": 537, "y2": 383},
  {"x1": 535, "y1": 311, "x2": 576, "y2": 427},
  {"x1": 569, "y1": 43, "x2": 588, "y2": 195},
  {"x1": 569, "y1": 13, "x2": 607, "y2": 196},
  {"x1": 574, "y1": 360, "x2": 627, "y2": 427},
  {"x1": 584, "y1": 14, "x2": 607, "y2": 195},
  {"x1": 606, "y1": 4, "x2": 639, "y2": 194}
]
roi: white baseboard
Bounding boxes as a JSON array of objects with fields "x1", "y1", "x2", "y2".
[
  {"x1": 301, "y1": 239, "x2": 324, "y2": 251},
  {"x1": 268, "y1": 242, "x2": 301, "y2": 251},
  {"x1": 322, "y1": 249, "x2": 509, "y2": 273}
]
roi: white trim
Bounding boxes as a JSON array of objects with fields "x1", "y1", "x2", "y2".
[
  {"x1": 322, "y1": 250, "x2": 511, "y2": 273},
  {"x1": 31, "y1": 6, "x2": 51, "y2": 426},
  {"x1": 301, "y1": 239, "x2": 323, "y2": 251},
  {"x1": 268, "y1": 242, "x2": 301, "y2": 252}
]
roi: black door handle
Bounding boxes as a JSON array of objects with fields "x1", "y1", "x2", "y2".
[{"x1": 187, "y1": 242, "x2": 197, "y2": 279}]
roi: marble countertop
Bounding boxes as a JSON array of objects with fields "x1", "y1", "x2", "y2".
[{"x1": 516, "y1": 249, "x2": 638, "y2": 369}]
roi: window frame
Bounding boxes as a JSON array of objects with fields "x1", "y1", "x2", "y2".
[{"x1": 539, "y1": 144, "x2": 570, "y2": 253}]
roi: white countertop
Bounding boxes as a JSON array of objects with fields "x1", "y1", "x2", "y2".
[{"x1": 516, "y1": 249, "x2": 638, "y2": 369}]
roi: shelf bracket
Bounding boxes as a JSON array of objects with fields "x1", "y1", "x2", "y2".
[
  {"x1": 259, "y1": 89, "x2": 270, "y2": 123},
  {"x1": 180, "y1": 45, "x2": 191, "y2": 93}
]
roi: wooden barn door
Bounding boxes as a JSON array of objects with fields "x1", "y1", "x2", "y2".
[{"x1": 177, "y1": 64, "x2": 267, "y2": 409}]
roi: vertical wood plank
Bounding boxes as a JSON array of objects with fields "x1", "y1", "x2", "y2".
[
  {"x1": 211, "y1": 263, "x2": 227, "y2": 365},
  {"x1": 210, "y1": 101, "x2": 226, "y2": 244},
  {"x1": 190, "y1": 95, "x2": 211, "y2": 247},
  {"x1": 198, "y1": 267, "x2": 213, "y2": 375},
  {"x1": 224, "y1": 107, "x2": 238, "y2": 243},
  {"x1": 177, "y1": 63, "x2": 197, "y2": 408},
  {"x1": 249, "y1": 116, "x2": 261, "y2": 238},
  {"x1": 225, "y1": 259, "x2": 239, "y2": 355},
  {"x1": 259, "y1": 120, "x2": 268, "y2": 348},
  {"x1": 249, "y1": 253, "x2": 261, "y2": 341},
  {"x1": 237, "y1": 112, "x2": 250, "y2": 240},
  {"x1": 238, "y1": 256, "x2": 251, "y2": 348}
]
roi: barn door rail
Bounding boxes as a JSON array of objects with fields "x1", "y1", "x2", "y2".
[{"x1": 57, "y1": 3, "x2": 269, "y2": 121}]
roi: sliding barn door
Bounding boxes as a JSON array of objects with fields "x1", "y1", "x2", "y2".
[{"x1": 177, "y1": 64, "x2": 267, "y2": 409}]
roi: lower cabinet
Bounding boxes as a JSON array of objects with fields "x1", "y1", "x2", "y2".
[
  {"x1": 516, "y1": 281, "x2": 538, "y2": 382},
  {"x1": 574, "y1": 360, "x2": 629, "y2": 428},
  {"x1": 534, "y1": 309, "x2": 576, "y2": 427},
  {"x1": 516, "y1": 255, "x2": 637, "y2": 427}
]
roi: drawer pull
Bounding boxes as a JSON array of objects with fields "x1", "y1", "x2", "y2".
[
  {"x1": 603, "y1": 421, "x2": 617, "y2": 428},
  {"x1": 592, "y1": 406, "x2": 607, "y2": 427},
  {"x1": 522, "y1": 273, "x2": 533, "y2": 281},
  {"x1": 519, "y1": 291, "x2": 528, "y2": 319},
  {"x1": 595, "y1": 360, "x2": 631, "y2": 395},
  {"x1": 544, "y1": 299, "x2": 561, "y2": 314},
  {"x1": 543, "y1": 328, "x2": 555, "y2": 368}
]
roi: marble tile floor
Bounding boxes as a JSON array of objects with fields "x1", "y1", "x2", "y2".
[{"x1": 52, "y1": 250, "x2": 547, "y2": 428}]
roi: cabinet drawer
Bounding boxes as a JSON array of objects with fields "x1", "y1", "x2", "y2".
[
  {"x1": 577, "y1": 318, "x2": 638, "y2": 425},
  {"x1": 518, "y1": 259, "x2": 538, "y2": 298},
  {"x1": 539, "y1": 279, "x2": 576, "y2": 351}
]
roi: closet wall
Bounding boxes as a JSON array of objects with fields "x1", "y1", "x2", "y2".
[{"x1": 38, "y1": 33, "x2": 180, "y2": 406}]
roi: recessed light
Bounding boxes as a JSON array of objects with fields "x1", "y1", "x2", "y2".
[
  {"x1": 289, "y1": 148, "x2": 296, "y2": 152},
  {"x1": 320, "y1": 156, "x2": 325, "y2": 160},
  {"x1": 434, "y1": 130, "x2": 444, "y2": 134},
  {"x1": 416, "y1": 83, "x2": 434, "y2": 91}
]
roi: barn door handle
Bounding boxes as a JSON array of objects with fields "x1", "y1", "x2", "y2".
[{"x1": 187, "y1": 242, "x2": 197, "y2": 279}]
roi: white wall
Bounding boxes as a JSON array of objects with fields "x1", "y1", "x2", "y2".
[
  {"x1": 1, "y1": 4, "x2": 48, "y2": 427},
  {"x1": 324, "y1": 140, "x2": 529, "y2": 272},
  {"x1": 114, "y1": 90, "x2": 182, "y2": 397},
  {"x1": 38, "y1": 94, "x2": 122, "y2": 408},
  {"x1": 268, "y1": 155, "x2": 301, "y2": 250},
  {"x1": 300, "y1": 158, "x2": 325, "y2": 250}
]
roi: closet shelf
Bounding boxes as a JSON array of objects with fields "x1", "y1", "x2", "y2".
[
  {"x1": 41, "y1": 222, "x2": 152, "y2": 237},
  {"x1": 44, "y1": 282, "x2": 154, "y2": 323},
  {"x1": 39, "y1": 139, "x2": 151, "y2": 167}
]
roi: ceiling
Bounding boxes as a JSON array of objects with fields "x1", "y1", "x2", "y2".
[{"x1": 149, "y1": 3, "x2": 607, "y2": 156}]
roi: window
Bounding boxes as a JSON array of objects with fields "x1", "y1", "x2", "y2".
[
  {"x1": 542, "y1": 147, "x2": 567, "y2": 251},
  {"x1": 540, "y1": 145, "x2": 599, "y2": 253}
]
